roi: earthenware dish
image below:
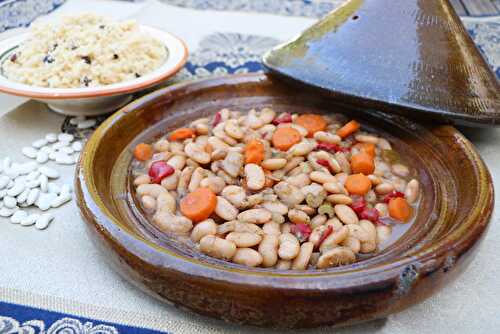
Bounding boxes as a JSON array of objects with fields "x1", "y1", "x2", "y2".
[
  {"x1": 0, "y1": 26, "x2": 188, "y2": 116},
  {"x1": 75, "y1": 73, "x2": 493, "y2": 328}
]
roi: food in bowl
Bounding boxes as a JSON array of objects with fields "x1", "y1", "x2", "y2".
[
  {"x1": 2, "y1": 13, "x2": 167, "y2": 88},
  {"x1": 131, "y1": 109, "x2": 420, "y2": 269}
]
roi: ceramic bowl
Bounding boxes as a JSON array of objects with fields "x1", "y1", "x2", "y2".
[
  {"x1": 75, "y1": 73, "x2": 493, "y2": 328},
  {"x1": 0, "y1": 26, "x2": 188, "y2": 116}
]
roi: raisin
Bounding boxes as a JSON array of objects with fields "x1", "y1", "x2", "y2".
[
  {"x1": 134, "y1": 73, "x2": 141, "y2": 78},
  {"x1": 113, "y1": 54, "x2": 119, "y2": 60},
  {"x1": 81, "y1": 76, "x2": 92, "y2": 87},
  {"x1": 10, "y1": 53, "x2": 17, "y2": 62}
]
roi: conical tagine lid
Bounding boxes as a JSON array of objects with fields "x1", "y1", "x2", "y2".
[{"x1": 263, "y1": 0, "x2": 500, "y2": 126}]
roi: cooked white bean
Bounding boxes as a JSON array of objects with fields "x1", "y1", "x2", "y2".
[
  {"x1": 374, "y1": 203, "x2": 388, "y2": 216},
  {"x1": 327, "y1": 194, "x2": 353, "y2": 205},
  {"x1": 136, "y1": 184, "x2": 167, "y2": 198},
  {"x1": 222, "y1": 151, "x2": 243, "y2": 178},
  {"x1": 283, "y1": 157, "x2": 304, "y2": 174},
  {"x1": 215, "y1": 196, "x2": 239, "y2": 221},
  {"x1": 360, "y1": 240, "x2": 377, "y2": 253},
  {"x1": 134, "y1": 174, "x2": 151, "y2": 186},
  {"x1": 319, "y1": 226, "x2": 349, "y2": 253},
  {"x1": 262, "y1": 221, "x2": 281, "y2": 236},
  {"x1": 260, "y1": 108, "x2": 276, "y2": 124},
  {"x1": 359, "y1": 220, "x2": 377, "y2": 242},
  {"x1": 247, "y1": 109, "x2": 264, "y2": 129},
  {"x1": 309, "y1": 225, "x2": 331, "y2": 248},
  {"x1": 310, "y1": 171, "x2": 336, "y2": 184},
  {"x1": 153, "y1": 139, "x2": 170, "y2": 152},
  {"x1": 161, "y1": 170, "x2": 180, "y2": 190},
  {"x1": 199, "y1": 176, "x2": 225, "y2": 194},
  {"x1": 392, "y1": 163, "x2": 410, "y2": 177},
  {"x1": 153, "y1": 211, "x2": 192, "y2": 235},
  {"x1": 233, "y1": 248, "x2": 263, "y2": 267},
  {"x1": 275, "y1": 259, "x2": 292, "y2": 270},
  {"x1": 288, "y1": 209, "x2": 310, "y2": 224},
  {"x1": 347, "y1": 224, "x2": 371, "y2": 242},
  {"x1": 221, "y1": 185, "x2": 246, "y2": 208},
  {"x1": 355, "y1": 134, "x2": 379, "y2": 144},
  {"x1": 341, "y1": 237, "x2": 361, "y2": 254},
  {"x1": 177, "y1": 166, "x2": 194, "y2": 196},
  {"x1": 405, "y1": 179, "x2": 420, "y2": 204},
  {"x1": 261, "y1": 158, "x2": 287, "y2": 170},
  {"x1": 310, "y1": 214, "x2": 327, "y2": 229},
  {"x1": 286, "y1": 173, "x2": 311, "y2": 188},
  {"x1": 287, "y1": 140, "x2": 315, "y2": 157},
  {"x1": 261, "y1": 201, "x2": 288, "y2": 215},
  {"x1": 199, "y1": 235, "x2": 236, "y2": 260},
  {"x1": 141, "y1": 195, "x2": 156, "y2": 210},
  {"x1": 323, "y1": 182, "x2": 348, "y2": 195},
  {"x1": 245, "y1": 164, "x2": 265, "y2": 191},
  {"x1": 317, "y1": 247, "x2": 356, "y2": 269},
  {"x1": 376, "y1": 225, "x2": 392, "y2": 244},
  {"x1": 274, "y1": 182, "x2": 305, "y2": 207},
  {"x1": 191, "y1": 219, "x2": 217, "y2": 242},
  {"x1": 292, "y1": 242, "x2": 314, "y2": 270},
  {"x1": 334, "y1": 204, "x2": 359, "y2": 225},
  {"x1": 314, "y1": 131, "x2": 341, "y2": 144},
  {"x1": 334, "y1": 152, "x2": 351, "y2": 174},
  {"x1": 258, "y1": 234, "x2": 279, "y2": 267},
  {"x1": 237, "y1": 208, "x2": 272, "y2": 224},
  {"x1": 226, "y1": 232, "x2": 262, "y2": 247},
  {"x1": 188, "y1": 167, "x2": 207, "y2": 193},
  {"x1": 167, "y1": 155, "x2": 186, "y2": 170},
  {"x1": 157, "y1": 191, "x2": 176, "y2": 213},
  {"x1": 278, "y1": 233, "x2": 300, "y2": 260},
  {"x1": 185, "y1": 143, "x2": 211, "y2": 164},
  {"x1": 375, "y1": 183, "x2": 394, "y2": 195},
  {"x1": 224, "y1": 119, "x2": 245, "y2": 139}
]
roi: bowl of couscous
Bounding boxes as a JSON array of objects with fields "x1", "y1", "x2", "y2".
[{"x1": 0, "y1": 13, "x2": 188, "y2": 116}]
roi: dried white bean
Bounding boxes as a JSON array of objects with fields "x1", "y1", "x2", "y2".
[
  {"x1": 45, "y1": 133, "x2": 57, "y2": 143},
  {"x1": 36, "y1": 151, "x2": 49, "y2": 164},
  {"x1": 16, "y1": 188, "x2": 30, "y2": 203},
  {"x1": 0, "y1": 207, "x2": 17, "y2": 217},
  {"x1": 39, "y1": 174, "x2": 48, "y2": 193},
  {"x1": 4, "y1": 196, "x2": 17, "y2": 208},
  {"x1": 26, "y1": 188, "x2": 40, "y2": 205},
  {"x1": 58, "y1": 133, "x2": 74, "y2": 142},
  {"x1": 39, "y1": 166, "x2": 60, "y2": 179},
  {"x1": 35, "y1": 213, "x2": 54, "y2": 230},
  {"x1": 10, "y1": 210, "x2": 27, "y2": 224},
  {"x1": 72, "y1": 141, "x2": 83, "y2": 152},
  {"x1": 0, "y1": 176, "x2": 10, "y2": 189},
  {"x1": 20, "y1": 214, "x2": 39, "y2": 226},
  {"x1": 36, "y1": 192, "x2": 57, "y2": 211},
  {"x1": 7, "y1": 182, "x2": 25, "y2": 197},
  {"x1": 32, "y1": 139, "x2": 48, "y2": 148},
  {"x1": 77, "y1": 119, "x2": 97, "y2": 129},
  {"x1": 22, "y1": 147, "x2": 38, "y2": 159}
]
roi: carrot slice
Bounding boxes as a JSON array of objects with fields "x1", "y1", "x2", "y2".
[
  {"x1": 180, "y1": 187, "x2": 217, "y2": 222},
  {"x1": 245, "y1": 139, "x2": 265, "y2": 165},
  {"x1": 337, "y1": 120, "x2": 360, "y2": 138},
  {"x1": 354, "y1": 142, "x2": 376, "y2": 158},
  {"x1": 351, "y1": 152, "x2": 375, "y2": 175},
  {"x1": 295, "y1": 114, "x2": 327, "y2": 137},
  {"x1": 345, "y1": 173, "x2": 372, "y2": 195},
  {"x1": 272, "y1": 127, "x2": 302, "y2": 151},
  {"x1": 133, "y1": 143, "x2": 153, "y2": 161},
  {"x1": 388, "y1": 197, "x2": 412, "y2": 222},
  {"x1": 169, "y1": 128, "x2": 195, "y2": 141}
]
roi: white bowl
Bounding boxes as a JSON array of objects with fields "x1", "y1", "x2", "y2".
[{"x1": 0, "y1": 25, "x2": 188, "y2": 116}]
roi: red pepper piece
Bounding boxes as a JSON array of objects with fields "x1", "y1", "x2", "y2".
[
  {"x1": 316, "y1": 142, "x2": 351, "y2": 154},
  {"x1": 212, "y1": 111, "x2": 222, "y2": 127},
  {"x1": 290, "y1": 223, "x2": 312, "y2": 242},
  {"x1": 360, "y1": 208, "x2": 380, "y2": 222},
  {"x1": 272, "y1": 113, "x2": 292, "y2": 125},
  {"x1": 148, "y1": 161, "x2": 175, "y2": 184},
  {"x1": 316, "y1": 225, "x2": 333, "y2": 249},
  {"x1": 350, "y1": 196, "x2": 367, "y2": 215},
  {"x1": 383, "y1": 190, "x2": 405, "y2": 203},
  {"x1": 316, "y1": 159, "x2": 330, "y2": 168}
]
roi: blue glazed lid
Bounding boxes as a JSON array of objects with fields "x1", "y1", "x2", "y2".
[{"x1": 263, "y1": 0, "x2": 500, "y2": 127}]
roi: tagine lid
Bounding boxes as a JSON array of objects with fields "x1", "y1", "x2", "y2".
[{"x1": 262, "y1": 0, "x2": 500, "y2": 127}]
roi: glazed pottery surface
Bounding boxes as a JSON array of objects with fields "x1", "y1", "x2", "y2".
[
  {"x1": 263, "y1": 0, "x2": 500, "y2": 126},
  {"x1": 75, "y1": 73, "x2": 493, "y2": 328}
]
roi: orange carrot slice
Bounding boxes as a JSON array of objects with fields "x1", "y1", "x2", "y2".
[
  {"x1": 354, "y1": 142, "x2": 376, "y2": 158},
  {"x1": 388, "y1": 197, "x2": 412, "y2": 222},
  {"x1": 337, "y1": 120, "x2": 360, "y2": 138},
  {"x1": 295, "y1": 114, "x2": 327, "y2": 137},
  {"x1": 345, "y1": 173, "x2": 372, "y2": 195},
  {"x1": 180, "y1": 188, "x2": 217, "y2": 222},
  {"x1": 133, "y1": 143, "x2": 153, "y2": 161},
  {"x1": 245, "y1": 139, "x2": 265, "y2": 165},
  {"x1": 169, "y1": 128, "x2": 195, "y2": 141},
  {"x1": 272, "y1": 127, "x2": 301, "y2": 151},
  {"x1": 350, "y1": 152, "x2": 375, "y2": 175}
]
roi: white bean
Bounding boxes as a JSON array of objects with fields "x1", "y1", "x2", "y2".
[
  {"x1": 405, "y1": 179, "x2": 420, "y2": 204},
  {"x1": 20, "y1": 214, "x2": 39, "y2": 226},
  {"x1": 153, "y1": 211, "x2": 192, "y2": 235},
  {"x1": 185, "y1": 142, "x2": 211, "y2": 164},
  {"x1": 237, "y1": 208, "x2": 272, "y2": 224},
  {"x1": 317, "y1": 247, "x2": 356, "y2": 269},
  {"x1": 134, "y1": 174, "x2": 151, "y2": 186},
  {"x1": 314, "y1": 131, "x2": 341, "y2": 144},
  {"x1": 167, "y1": 155, "x2": 186, "y2": 170},
  {"x1": 288, "y1": 209, "x2": 310, "y2": 224},
  {"x1": 191, "y1": 219, "x2": 217, "y2": 242},
  {"x1": 278, "y1": 233, "x2": 300, "y2": 260},
  {"x1": 199, "y1": 235, "x2": 237, "y2": 260},
  {"x1": 261, "y1": 158, "x2": 287, "y2": 170},
  {"x1": 221, "y1": 185, "x2": 246, "y2": 208},
  {"x1": 22, "y1": 147, "x2": 38, "y2": 159},
  {"x1": 275, "y1": 259, "x2": 292, "y2": 270},
  {"x1": 222, "y1": 151, "x2": 243, "y2": 178},
  {"x1": 224, "y1": 119, "x2": 244, "y2": 139},
  {"x1": 292, "y1": 242, "x2": 314, "y2": 270},
  {"x1": 141, "y1": 195, "x2": 157, "y2": 210},
  {"x1": 334, "y1": 204, "x2": 359, "y2": 225},
  {"x1": 199, "y1": 176, "x2": 225, "y2": 194},
  {"x1": 327, "y1": 194, "x2": 352, "y2": 205},
  {"x1": 226, "y1": 232, "x2": 262, "y2": 247},
  {"x1": 35, "y1": 213, "x2": 54, "y2": 230},
  {"x1": 215, "y1": 196, "x2": 239, "y2": 221},
  {"x1": 376, "y1": 225, "x2": 392, "y2": 244},
  {"x1": 38, "y1": 166, "x2": 59, "y2": 179},
  {"x1": 137, "y1": 184, "x2": 167, "y2": 198},
  {"x1": 310, "y1": 171, "x2": 336, "y2": 184},
  {"x1": 161, "y1": 170, "x2": 180, "y2": 190},
  {"x1": 10, "y1": 210, "x2": 27, "y2": 224},
  {"x1": 319, "y1": 226, "x2": 349, "y2": 253},
  {"x1": 245, "y1": 164, "x2": 265, "y2": 191},
  {"x1": 274, "y1": 182, "x2": 305, "y2": 207},
  {"x1": 232, "y1": 248, "x2": 263, "y2": 267},
  {"x1": 258, "y1": 234, "x2": 279, "y2": 267},
  {"x1": 392, "y1": 164, "x2": 410, "y2": 177}
]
